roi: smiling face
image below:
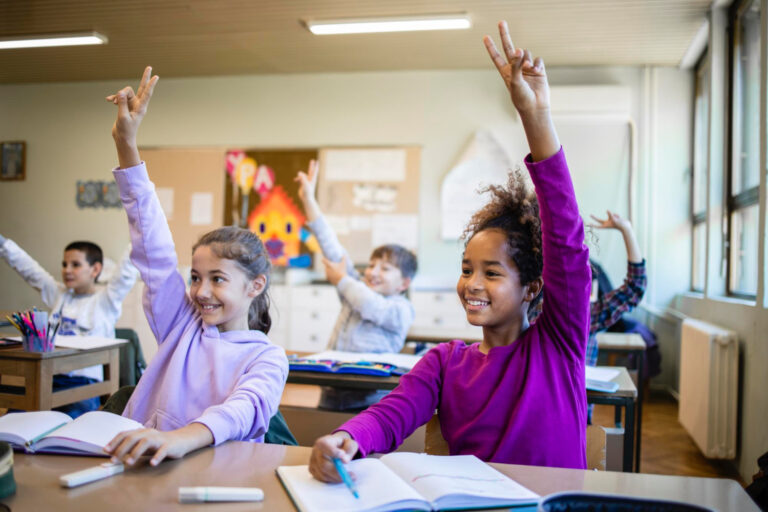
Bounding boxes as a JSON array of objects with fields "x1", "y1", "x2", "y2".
[
  {"x1": 456, "y1": 229, "x2": 538, "y2": 335},
  {"x1": 363, "y1": 257, "x2": 409, "y2": 297},
  {"x1": 61, "y1": 249, "x2": 101, "y2": 294},
  {"x1": 189, "y1": 245, "x2": 264, "y2": 332}
]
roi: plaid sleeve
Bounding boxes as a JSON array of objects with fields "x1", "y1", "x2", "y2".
[{"x1": 589, "y1": 260, "x2": 647, "y2": 334}]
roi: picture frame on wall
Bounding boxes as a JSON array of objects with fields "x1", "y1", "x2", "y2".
[{"x1": 1, "y1": 141, "x2": 26, "y2": 181}]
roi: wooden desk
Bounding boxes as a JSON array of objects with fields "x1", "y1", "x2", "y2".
[
  {"x1": 287, "y1": 365, "x2": 639, "y2": 473},
  {"x1": 4, "y1": 443, "x2": 758, "y2": 511},
  {"x1": 596, "y1": 332, "x2": 646, "y2": 472},
  {"x1": 0, "y1": 342, "x2": 124, "y2": 410},
  {"x1": 587, "y1": 366, "x2": 637, "y2": 473}
]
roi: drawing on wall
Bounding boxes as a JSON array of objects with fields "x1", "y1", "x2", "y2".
[
  {"x1": 225, "y1": 149, "x2": 319, "y2": 268},
  {"x1": 76, "y1": 180, "x2": 123, "y2": 209},
  {"x1": 0, "y1": 141, "x2": 25, "y2": 181}
]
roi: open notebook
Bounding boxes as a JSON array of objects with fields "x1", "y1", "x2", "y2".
[
  {"x1": 0, "y1": 410, "x2": 143, "y2": 455},
  {"x1": 277, "y1": 453, "x2": 539, "y2": 512}
]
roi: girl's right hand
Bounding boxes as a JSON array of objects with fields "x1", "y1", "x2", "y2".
[
  {"x1": 106, "y1": 66, "x2": 159, "y2": 146},
  {"x1": 308, "y1": 432, "x2": 359, "y2": 483},
  {"x1": 295, "y1": 159, "x2": 319, "y2": 205},
  {"x1": 589, "y1": 210, "x2": 632, "y2": 233},
  {"x1": 483, "y1": 21, "x2": 550, "y2": 116}
]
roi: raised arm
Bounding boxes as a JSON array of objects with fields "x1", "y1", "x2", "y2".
[
  {"x1": 296, "y1": 160, "x2": 357, "y2": 277},
  {"x1": 0, "y1": 235, "x2": 61, "y2": 307},
  {"x1": 108, "y1": 67, "x2": 191, "y2": 343},
  {"x1": 588, "y1": 211, "x2": 646, "y2": 333},
  {"x1": 104, "y1": 244, "x2": 140, "y2": 308},
  {"x1": 484, "y1": 22, "x2": 590, "y2": 360}
]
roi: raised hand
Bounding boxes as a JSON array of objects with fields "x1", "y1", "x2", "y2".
[
  {"x1": 106, "y1": 66, "x2": 159, "y2": 169},
  {"x1": 483, "y1": 21, "x2": 549, "y2": 115},
  {"x1": 589, "y1": 210, "x2": 632, "y2": 232},
  {"x1": 295, "y1": 159, "x2": 319, "y2": 205},
  {"x1": 483, "y1": 21, "x2": 559, "y2": 161}
]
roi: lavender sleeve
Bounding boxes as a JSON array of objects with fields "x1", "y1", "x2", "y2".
[
  {"x1": 525, "y1": 149, "x2": 591, "y2": 362},
  {"x1": 194, "y1": 345, "x2": 288, "y2": 444},
  {"x1": 113, "y1": 163, "x2": 193, "y2": 344},
  {"x1": 334, "y1": 345, "x2": 444, "y2": 456}
]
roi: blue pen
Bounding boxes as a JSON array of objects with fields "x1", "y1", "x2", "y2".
[{"x1": 332, "y1": 457, "x2": 359, "y2": 499}]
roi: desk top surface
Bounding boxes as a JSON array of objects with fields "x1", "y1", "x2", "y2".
[
  {"x1": 596, "y1": 332, "x2": 646, "y2": 350},
  {"x1": 0, "y1": 341, "x2": 126, "y2": 360},
  {"x1": 5, "y1": 442, "x2": 757, "y2": 511}
]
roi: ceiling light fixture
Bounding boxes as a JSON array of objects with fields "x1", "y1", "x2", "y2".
[
  {"x1": 305, "y1": 13, "x2": 471, "y2": 35},
  {"x1": 0, "y1": 32, "x2": 107, "y2": 50}
]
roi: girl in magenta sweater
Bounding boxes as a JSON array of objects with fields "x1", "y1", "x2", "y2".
[{"x1": 309, "y1": 21, "x2": 591, "y2": 481}]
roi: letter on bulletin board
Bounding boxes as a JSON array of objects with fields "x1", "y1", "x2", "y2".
[{"x1": 317, "y1": 147, "x2": 420, "y2": 264}]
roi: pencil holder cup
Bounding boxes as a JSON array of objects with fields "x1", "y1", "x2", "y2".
[{"x1": 22, "y1": 333, "x2": 54, "y2": 353}]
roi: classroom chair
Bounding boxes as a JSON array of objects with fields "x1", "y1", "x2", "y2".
[
  {"x1": 114, "y1": 328, "x2": 147, "y2": 388},
  {"x1": 425, "y1": 414, "x2": 607, "y2": 471}
]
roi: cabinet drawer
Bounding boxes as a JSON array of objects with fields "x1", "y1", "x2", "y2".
[
  {"x1": 411, "y1": 311, "x2": 470, "y2": 330},
  {"x1": 411, "y1": 291, "x2": 463, "y2": 316},
  {"x1": 289, "y1": 314, "x2": 336, "y2": 352},
  {"x1": 289, "y1": 285, "x2": 340, "y2": 310}
]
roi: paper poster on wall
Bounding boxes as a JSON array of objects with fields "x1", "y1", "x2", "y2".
[
  {"x1": 352, "y1": 183, "x2": 398, "y2": 212},
  {"x1": 156, "y1": 187, "x2": 174, "y2": 220},
  {"x1": 348, "y1": 216, "x2": 372, "y2": 231},
  {"x1": 190, "y1": 192, "x2": 213, "y2": 225},
  {"x1": 325, "y1": 215, "x2": 350, "y2": 236},
  {"x1": 324, "y1": 149, "x2": 406, "y2": 182},
  {"x1": 371, "y1": 214, "x2": 418, "y2": 250}
]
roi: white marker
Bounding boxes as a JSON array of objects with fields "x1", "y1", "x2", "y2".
[
  {"x1": 59, "y1": 462, "x2": 124, "y2": 488},
  {"x1": 178, "y1": 486, "x2": 264, "y2": 503}
]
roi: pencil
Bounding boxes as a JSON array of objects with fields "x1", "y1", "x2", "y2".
[
  {"x1": 25, "y1": 422, "x2": 68, "y2": 449},
  {"x1": 332, "y1": 457, "x2": 359, "y2": 499}
]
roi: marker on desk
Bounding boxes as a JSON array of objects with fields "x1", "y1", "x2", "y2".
[
  {"x1": 178, "y1": 487, "x2": 264, "y2": 503},
  {"x1": 333, "y1": 457, "x2": 359, "y2": 499},
  {"x1": 59, "y1": 462, "x2": 124, "y2": 488}
]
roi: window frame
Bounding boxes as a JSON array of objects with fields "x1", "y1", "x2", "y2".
[
  {"x1": 691, "y1": 51, "x2": 710, "y2": 293},
  {"x1": 726, "y1": 0, "x2": 762, "y2": 299}
]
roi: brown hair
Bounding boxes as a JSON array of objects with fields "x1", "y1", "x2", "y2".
[
  {"x1": 193, "y1": 226, "x2": 272, "y2": 333},
  {"x1": 461, "y1": 169, "x2": 543, "y2": 310},
  {"x1": 371, "y1": 244, "x2": 418, "y2": 280}
]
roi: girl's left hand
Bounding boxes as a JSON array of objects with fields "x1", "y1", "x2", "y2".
[
  {"x1": 589, "y1": 210, "x2": 632, "y2": 232},
  {"x1": 483, "y1": 21, "x2": 549, "y2": 115},
  {"x1": 323, "y1": 256, "x2": 347, "y2": 286},
  {"x1": 104, "y1": 424, "x2": 212, "y2": 466}
]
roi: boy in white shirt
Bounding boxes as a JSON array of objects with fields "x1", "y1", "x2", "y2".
[{"x1": 0, "y1": 234, "x2": 139, "y2": 416}]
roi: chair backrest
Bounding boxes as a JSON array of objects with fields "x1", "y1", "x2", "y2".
[
  {"x1": 586, "y1": 424, "x2": 606, "y2": 471},
  {"x1": 426, "y1": 413, "x2": 607, "y2": 471},
  {"x1": 424, "y1": 414, "x2": 450, "y2": 455},
  {"x1": 114, "y1": 328, "x2": 147, "y2": 387}
]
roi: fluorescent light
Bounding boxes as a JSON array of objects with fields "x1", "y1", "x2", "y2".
[
  {"x1": 306, "y1": 14, "x2": 471, "y2": 35},
  {"x1": 0, "y1": 32, "x2": 107, "y2": 50}
]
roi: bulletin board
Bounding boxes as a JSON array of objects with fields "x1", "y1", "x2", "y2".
[
  {"x1": 141, "y1": 148, "x2": 227, "y2": 267},
  {"x1": 317, "y1": 146, "x2": 421, "y2": 264}
]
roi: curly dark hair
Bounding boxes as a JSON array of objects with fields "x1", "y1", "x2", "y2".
[{"x1": 461, "y1": 169, "x2": 543, "y2": 309}]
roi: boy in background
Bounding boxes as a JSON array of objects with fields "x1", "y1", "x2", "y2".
[
  {"x1": 295, "y1": 160, "x2": 417, "y2": 410},
  {"x1": 0, "y1": 234, "x2": 139, "y2": 416}
]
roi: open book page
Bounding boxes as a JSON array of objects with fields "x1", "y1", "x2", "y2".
[
  {"x1": 277, "y1": 459, "x2": 429, "y2": 512},
  {"x1": 381, "y1": 453, "x2": 539, "y2": 509},
  {"x1": 0, "y1": 410, "x2": 72, "y2": 447},
  {"x1": 306, "y1": 350, "x2": 422, "y2": 370},
  {"x1": 34, "y1": 411, "x2": 144, "y2": 455},
  {"x1": 585, "y1": 367, "x2": 620, "y2": 382}
]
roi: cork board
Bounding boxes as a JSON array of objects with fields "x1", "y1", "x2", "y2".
[
  {"x1": 317, "y1": 146, "x2": 420, "y2": 264},
  {"x1": 140, "y1": 148, "x2": 227, "y2": 267}
]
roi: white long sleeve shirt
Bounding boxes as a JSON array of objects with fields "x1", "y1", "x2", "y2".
[{"x1": 0, "y1": 238, "x2": 139, "y2": 380}]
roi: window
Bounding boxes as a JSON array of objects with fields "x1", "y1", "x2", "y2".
[
  {"x1": 691, "y1": 54, "x2": 710, "y2": 292},
  {"x1": 727, "y1": 0, "x2": 761, "y2": 297}
]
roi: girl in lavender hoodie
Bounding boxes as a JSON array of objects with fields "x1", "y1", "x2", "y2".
[
  {"x1": 309, "y1": 21, "x2": 591, "y2": 480},
  {"x1": 102, "y1": 67, "x2": 288, "y2": 467}
]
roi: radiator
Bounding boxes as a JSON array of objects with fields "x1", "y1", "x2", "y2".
[{"x1": 678, "y1": 318, "x2": 738, "y2": 459}]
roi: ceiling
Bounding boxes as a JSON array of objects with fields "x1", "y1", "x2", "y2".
[{"x1": 0, "y1": 0, "x2": 711, "y2": 84}]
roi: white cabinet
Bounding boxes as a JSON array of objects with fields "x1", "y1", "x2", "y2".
[
  {"x1": 410, "y1": 290, "x2": 482, "y2": 341},
  {"x1": 267, "y1": 284, "x2": 341, "y2": 352}
]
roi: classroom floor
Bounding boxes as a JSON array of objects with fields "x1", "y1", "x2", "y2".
[{"x1": 591, "y1": 389, "x2": 744, "y2": 482}]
